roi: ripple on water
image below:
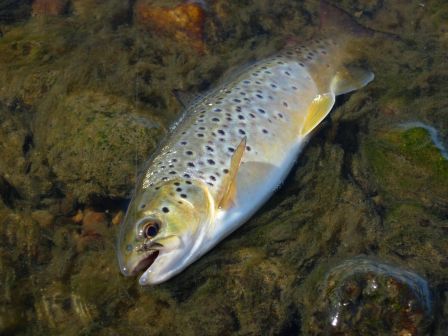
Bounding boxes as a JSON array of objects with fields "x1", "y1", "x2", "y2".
[{"x1": 307, "y1": 257, "x2": 433, "y2": 335}]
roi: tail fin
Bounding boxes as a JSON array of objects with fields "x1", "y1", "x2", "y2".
[{"x1": 319, "y1": 0, "x2": 374, "y2": 38}]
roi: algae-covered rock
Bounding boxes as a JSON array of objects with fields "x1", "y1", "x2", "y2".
[
  {"x1": 36, "y1": 91, "x2": 165, "y2": 202},
  {"x1": 0, "y1": 100, "x2": 52, "y2": 203},
  {"x1": 363, "y1": 125, "x2": 448, "y2": 209},
  {"x1": 0, "y1": 1, "x2": 32, "y2": 24},
  {"x1": 305, "y1": 257, "x2": 433, "y2": 335}
]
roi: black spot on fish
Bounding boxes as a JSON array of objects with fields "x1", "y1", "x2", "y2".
[
  {"x1": 186, "y1": 150, "x2": 193, "y2": 155},
  {"x1": 207, "y1": 159, "x2": 215, "y2": 165},
  {"x1": 239, "y1": 129, "x2": 246, "y2": 135},
  {"x1": 162, "y1": 207, "x2": 169, "y2": 213},
  {"x1": 180, "y1": 194, "x2": 187, "y2": 198},
  {"x1": 187, "y1": 162, "x2": 195, "y2": 167}
]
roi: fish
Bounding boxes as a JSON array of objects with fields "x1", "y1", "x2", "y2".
[{"x1": 117, "y1": 1, "x2": 375, "y2": 285}]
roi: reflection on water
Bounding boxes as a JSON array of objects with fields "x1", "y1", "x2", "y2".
[{"x1": 0, "y1": 0, "x2": 447, "y2": 335}]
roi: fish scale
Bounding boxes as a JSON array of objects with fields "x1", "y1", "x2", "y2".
[
  {"x1": 117, "y1": 19, "x2": 374, "y2": 284},
  {"x1": 141, "y1": 42, "x2": 325, "y2": 202}
]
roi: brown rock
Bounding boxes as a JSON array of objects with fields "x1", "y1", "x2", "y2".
[
  {"x1": 32, "y1": 0, "x2": 67, "y2": 16},
  {"x1": 135, "y1": 1, "x2": 206, "y2": 52},
  {"x1": 82, "y1": 209, "x2": 107, "y2": 236},
  {"x1": 71, "y1": 209, "x2": 83, "y2": 224}
]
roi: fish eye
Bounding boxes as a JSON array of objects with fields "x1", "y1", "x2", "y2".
[{"x1": 143, "y1": 221, "x2": 160, "y2": 238}]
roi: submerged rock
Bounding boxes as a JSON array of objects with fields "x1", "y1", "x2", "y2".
[
  {"x1": 306, "y1": 257, "x2": 433, "y2": 335},
  {"x1": 135, "y1": 1, "x2": 206, "y2": 52},
  {"x1": 0, "y1": 1, "x2": 32, "y2": 24},
  {"x1": 35, "y1": 91, "x2": 165, "y2": 202},
  {"x1": 32, "y1": 0, "x2": 68, "y2": 16}
]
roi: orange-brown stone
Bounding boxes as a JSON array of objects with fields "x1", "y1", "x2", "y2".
[
  {"x1": 32, "y1": 0, "x2": 67, "y2": 16},
  {"x1": 135, "y1": 1, "x2": 206, "y2": 52}
]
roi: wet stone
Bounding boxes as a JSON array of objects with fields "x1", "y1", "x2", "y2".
[{"x1": 306, "y1": 257, "x2": 433, "y2": 336}]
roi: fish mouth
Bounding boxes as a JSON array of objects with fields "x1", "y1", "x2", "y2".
[{"x1": 131, "y1": 250, "x2": 160, "y2": 276}]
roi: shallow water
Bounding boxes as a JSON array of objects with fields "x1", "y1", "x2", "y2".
[{"x1": 0, "y1": 0, "x2": 447, "y2": 335}]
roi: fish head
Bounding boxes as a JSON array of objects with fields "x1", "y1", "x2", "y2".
[{"x1": 117, "y1": 178, "x2": 213, "y2": 285}]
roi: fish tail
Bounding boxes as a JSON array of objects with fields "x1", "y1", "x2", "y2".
[
  {"x1": 319, "y1": 0, "x2": 374, "y2": 40},
  {"x1": 308, "y1": 1, "x2": 375, "y2": 96}
]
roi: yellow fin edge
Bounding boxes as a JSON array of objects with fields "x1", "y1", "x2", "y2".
[{"x1": 300, "y1": 93, "x2": 335, "y2": 136}]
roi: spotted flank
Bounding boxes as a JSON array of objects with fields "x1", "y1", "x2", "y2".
[{"x1": 117, "y1": 7, "x2": 374, "y2": 285}]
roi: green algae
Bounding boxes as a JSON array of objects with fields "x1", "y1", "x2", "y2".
[{"x1": 364, "y1": 126, "x2": 448, "y2": 208}]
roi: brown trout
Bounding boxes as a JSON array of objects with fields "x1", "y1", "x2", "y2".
[{"x1": 117, "y1": 3, "x2": 374, "y2": 285}]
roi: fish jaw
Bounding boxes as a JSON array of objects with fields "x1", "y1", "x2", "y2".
[
  {"x1": 138, "y1": 248, "x2": 188, "y2": 285},
  {"x1": 120, "y1": 232, "x2": 192, "y2": 284}
]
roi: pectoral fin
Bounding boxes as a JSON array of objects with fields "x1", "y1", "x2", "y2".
[
  {"x1": 218, "y1": 137, "x2": 246, "y2": 209},
  {"x1": 300, "y1": 93, "x2": 335, "y2": 136},
  {"x1": 331, "y1": 66, "x2": 374, "y2": 96}
]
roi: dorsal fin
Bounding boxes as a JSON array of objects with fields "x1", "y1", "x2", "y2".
[
  {"x1": 218, "y1": 137, "x2": 246, "y2": 209},
  {"x1": 172, "y1": 89, "x2": 198, "y2": 108}
]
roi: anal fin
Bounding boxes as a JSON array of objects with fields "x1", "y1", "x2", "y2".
[{"x1": 300, "y1": 93, "x2": 335, "y2": 136}]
